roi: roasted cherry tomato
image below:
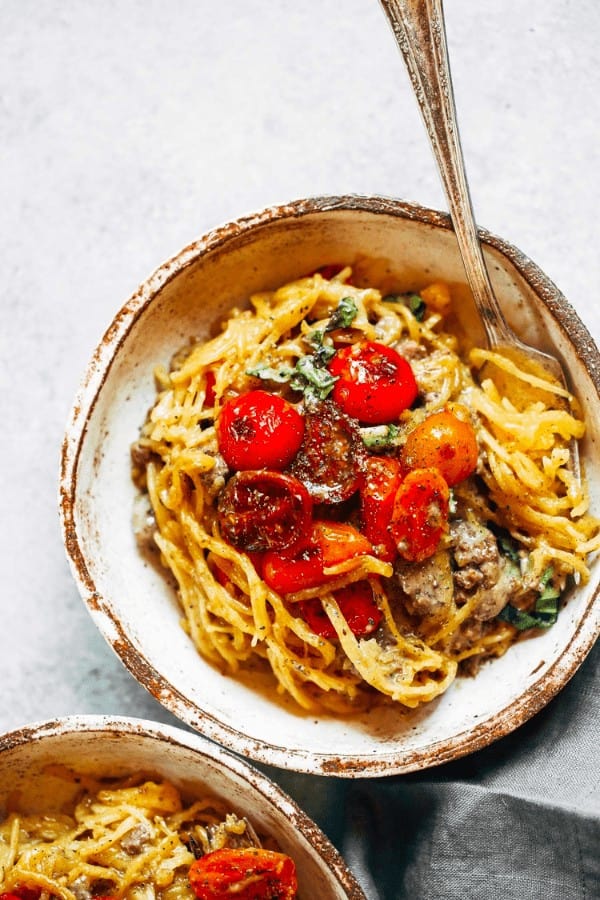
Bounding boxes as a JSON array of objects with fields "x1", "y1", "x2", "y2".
[
  {"x1": 298, "y1": 580, "x2": 382, "y2": 639},
  {"x1": 288, "y1": 401, "x2": 364, "y2": 503},
  {"x1": 328, "y1": 341, "x2": 418, "y2": 425},
  {"x1": 313, "y1": 521, "x2": 373, "y2": 568},
  {"x1": 263, "y1": 540, "x2": 326, "y2": 594},
  {"x1": 390, "y1": 467, "x2": 450, "y2": 563},
  {"x1": 360, "y1": 456, "x2": 402, "y2": 563},
  {"x1": 263, "y1": 521, "x2": 373, "y2": 594},
  {"x1": 217, "y1": 471, "x2": 312, "y2": 552},
  {"x1": 217, "y1": 390, "x2": 304, "y2": 471},
  {"x1": 400, "y1": 408, "x2": 478, "y2": 486},
  {"x1": 189, "y1": 847, "x2": 297, "y2": 900}
]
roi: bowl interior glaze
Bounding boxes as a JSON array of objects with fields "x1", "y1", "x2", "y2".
[
  {"x1": 0, "y1": 716, "x2": 364, "y2": 899},
  {"x1": 60, "y1": 195, "x2": 600, "y2": 777}
]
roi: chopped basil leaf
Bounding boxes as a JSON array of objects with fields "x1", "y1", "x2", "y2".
[
  {"x1": 304, "y1": 329, "x2": 325, "y2": 351},
  {"x1": 325, "y1": 296, "x2": 358, "y2": 331},
  {"x1": 313, "y1": 343, "x2": 336, "y2": 366},
  {"x1": 383, "y1": 292, "x2": 427, "y2": 322},
  {"x1": 498, "y1": 605, "x2": 544, "y2": 631},
  {"x1": 247, "y1": 297, "x2": 353, "y2": 402},
  {"x1": 498, "y1": 566, "x2": 560, "y2": 631},
  {"x1": 291, "y1": 356, "x2": 337, "y2": 400},
  {"x1": 247, "y1": 363, "x2": 295, "y2": 383},
  {"x1": 497, "y1": 532, "x2": 521, "y2": 564},
  {"x1": 361, "y1": 424, "x2": 401, "y2": 449}
]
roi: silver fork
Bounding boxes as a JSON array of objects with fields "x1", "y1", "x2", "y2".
[{"x1": 379, "y1": 0, "x2": 580, "y2": 477}]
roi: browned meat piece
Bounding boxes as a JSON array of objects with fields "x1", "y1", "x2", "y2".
[
  {"x1": 121, "y1": 822, "x2": 153, "y2": 855},
  {"x1": 200, "y1": 446, "x2": 229, "y2": 498},
  {"x1": 396, "y1": 549, "x2": 454, "y2": 621},
  {"x1": 450, "y1": 518, "x2": 520, "y2": 621}
]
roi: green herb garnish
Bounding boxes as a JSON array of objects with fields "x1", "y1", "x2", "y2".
[
  {"x1": 325, "y1": 296, "x2": 358, "y2": 331},
  {"x1": 291, "y1": 356, "x2": 338, "y2": 401},
  {"x1": 246, "y1": 297, "x2": 358, "y2": 402},
  {"x1": 498, "y1": 566, "x2": 560, "y2": 631},
  {"x1": 247, "y1": 363, "x2": 295, "y2": 383},
  {"x1": 360, "y1": 424, "x2": 401, "y2": 449},
  {"x1": 383, "y1": 292, "x2": 427, "y2": 321}
]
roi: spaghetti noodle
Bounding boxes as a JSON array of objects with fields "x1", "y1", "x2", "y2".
[{"x1": 132, "y1": 265, "x2": 600, "y2": 713}]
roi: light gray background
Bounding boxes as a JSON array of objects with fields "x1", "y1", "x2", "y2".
[{"x1": 1, "y1": 3, "x2": 598, "y2": 898}]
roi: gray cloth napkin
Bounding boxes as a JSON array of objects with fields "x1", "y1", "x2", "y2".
[{"x1": 268, "y1": 640, "x2": 599, "y2": 899}]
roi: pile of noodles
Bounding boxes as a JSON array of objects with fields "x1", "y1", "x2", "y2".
[
  {"x1": 132, "y1": 268, "x2": 600, "y2": 713},
  {"x1": 0, "y1": 775, "x2": 266, "y2": 899}
]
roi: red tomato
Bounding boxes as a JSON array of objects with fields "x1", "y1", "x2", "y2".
[
  {"x1": 217, "y1": 471, "x2": 312, "y2": 552},
  {"x1": 390, "y1": 468, "x2": 450, "y2": 563},
  {"x1": 263, "y1": 521, "x2": 373, "y2": 594},
  {"x1": 360, "y1": 456, "x2": 402, "y2": 562},
  {"x1": 400, "y1": 409, "x2": 478, "y2": 486},
  {"x1": 299, "y1": 581, "x2": 382, "y2": 639},
  {"x1": 217, "y1": 391, "x2": 304, "y2": 471},
  {"x1": 189, "y1": 847, "x2": 297, "y2": 900},
  {"x1": 328, "y1": 341, "x2": 418, "y2": 424},
  {"x1": 263, "y1": 541, "x2": 326, "y2": 594},
  {"x1": 204, "y1": 370, "x2": 217, "y2": 407},
  {"x1": 287, "y1": 401, "x2": 364, "y2": 503}
]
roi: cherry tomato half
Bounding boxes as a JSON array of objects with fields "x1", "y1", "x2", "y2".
[
  {"x1": 263, "y1": 540, "x2": 326, "y2": 594},
  {"x1": 217, "y1": 471, "x2": 312, "y2": 552},
  {"x1": 328, "y1": 341, "x2": 418, "y2": 425},
  {"x1": 189, "y1": 847, "x2": 297, "y2": 900},
  {"x1": 287, "y1": 401, "x2": 364, "y2": 503},
  {"x1": 390, "y1": 467, "x2": 450, "y2": 563},
  {"x1": 400, "y1": 408, "x2": 478, "y2": 486},
  {"x1": 313, "y1": 521, "x2": 373, "y2": 568},
  {"x1": 217, "y1": 390, "x2": 304, "y2": 471},
  {"x1": 298, "y1": 581, "x2": 382, "y2": 639},
  {"x1": 360, "y1": 456, "x2": 402, "y2": 563},
  {"x1": 263, "y1": 521, "x2": 374, "y2": 594}
]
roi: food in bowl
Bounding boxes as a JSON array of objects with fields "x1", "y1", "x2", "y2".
[
  {"x1": 0, "y1": 774, "x2": 297, "y2": 899},
  {"x1": 131, "y1": 261, "x2": 600, "y2": 714},
  {"x1": 0, "y1": 717, "x2": 363, "y2": 897}
]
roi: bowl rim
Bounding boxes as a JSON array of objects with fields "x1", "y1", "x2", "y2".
[
  {"x1": 0, "y1": 713, "x2": 366, "y2": 899},
  {"x1": 59, "y1": 193, "x2": 600, "y2": 777}
]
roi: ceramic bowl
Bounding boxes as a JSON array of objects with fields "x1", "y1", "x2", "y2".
[
  {"x1": 59, "y1": 194, "x2": 600, "y2": 777},
  {"x1": 0, "y1": 715, "x2": 364, "y2": 898}
]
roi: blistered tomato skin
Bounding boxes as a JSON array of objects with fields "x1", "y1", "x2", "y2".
[
  {"x1": 262, "y1": 521, "x2": 374, "y2": 594},
  {"x1": 390, "y1": 467, "x2": 450, "y2": 563},
  {"x1": 287, "y1": 401, "x2": 364, "y2": 503},
  {"x1": 360, "y1": 456, "x2": 402, "y2": 563},
  {"x1": 328, "y1": 341, "x2": 418, "y2": 425},
  {"x1": 400, "y1": 409, "x2": 479, "y2": 486},
  {"x1": 188, "y1": 847, "x2": 298, "y2": 900},
  {"x1": 217, "y1": 390, "x2": 305, "y2": 471},
  {"x1": 217, "y1": 471, "x2": 312, "y2": 553}
]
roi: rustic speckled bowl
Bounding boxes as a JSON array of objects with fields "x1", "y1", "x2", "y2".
[
  {"x1": 0, "y1": 715, "x2": 364, "y2": 899},
  {"x1": 60, "y1": 195, "x2": 600, "y2": 777}
]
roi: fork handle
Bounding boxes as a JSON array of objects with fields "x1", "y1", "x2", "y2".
[{"x1": 379, "y1": 0, "x2": 513, "y2": 346}]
